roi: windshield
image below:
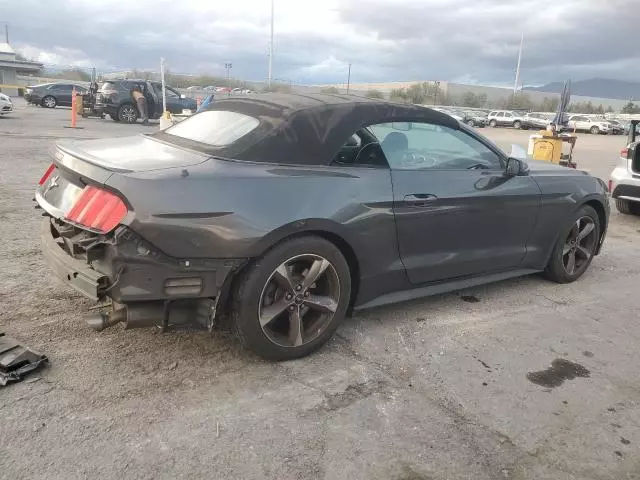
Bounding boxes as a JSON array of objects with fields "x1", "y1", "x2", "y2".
[{"x1": 163, "y1": 110, "x2": 259, "y2": 147}]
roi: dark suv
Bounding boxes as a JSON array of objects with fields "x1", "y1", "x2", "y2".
[
  {"x1": 95, "y1": 79, "x2": 197, "y2": 123},
  {"x1": 24, "y1": 83, "x2": 88, "y2": 108}
]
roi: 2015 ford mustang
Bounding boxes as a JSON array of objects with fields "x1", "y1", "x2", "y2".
[{"x1": 35, "y1": 93, "x2": 609, "y2": 360}]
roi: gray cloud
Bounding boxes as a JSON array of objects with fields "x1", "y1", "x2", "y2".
[{"x1": 4, "y1": 0, "x2": 640, "y2": 86}]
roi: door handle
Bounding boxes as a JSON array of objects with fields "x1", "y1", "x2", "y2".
[{"x1": 403, "y1": 193, "x2": 438, "y2": 207}]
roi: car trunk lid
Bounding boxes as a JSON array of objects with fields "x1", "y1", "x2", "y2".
[{"x1": 36, "y1": 135, "x2": 208, "y2": 223}]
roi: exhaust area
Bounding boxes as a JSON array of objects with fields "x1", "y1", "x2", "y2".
[{"x1": 85, "y1": 303, "x2": 165, "y2": 331}]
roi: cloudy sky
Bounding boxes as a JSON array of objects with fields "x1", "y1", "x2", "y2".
[{"x1": 3, "y1": 0, "x2": 639, "y2": 86}]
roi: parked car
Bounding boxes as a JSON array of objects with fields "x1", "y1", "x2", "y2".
[
  {"x1": 35, "y1": 94, "x2": 609, "y2": 360},
  {"x1": 0, "y1": 92, "x2": 13, "y2": 116},
  {"x1": 95, "y1": 79, "x2": 197, "y2": 123},
  {"x1": 610, "y1": 119, "x2": 640, "y2": 215},
  {"x1": 487, "y1": 110, "x2": 525, "y2": 128},
  {"x1": 459, "y1": 110, "x2": 488, "y2": 128},
  {"x1": 607, "y1": 120, "x2": 627, "y2": 135},
  {"x1": 567, "y1": 115, "x2": 613, "y2": 134},
  {"x1": 24, "y1": 83, "x2": 88, "y2": 108}
]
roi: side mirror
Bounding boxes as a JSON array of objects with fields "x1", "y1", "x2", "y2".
[{"x1": 505, "y1": 157, "x2": 529, "y2": 176}]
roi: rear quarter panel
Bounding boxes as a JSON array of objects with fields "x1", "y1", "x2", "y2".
[{"x1": 104, "y1": 158, "x2": 402, "y2": 306}]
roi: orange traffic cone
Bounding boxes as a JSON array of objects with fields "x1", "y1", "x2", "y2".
[{"x1": 64, "y1": 88, "x2": 84, "y2": 130}]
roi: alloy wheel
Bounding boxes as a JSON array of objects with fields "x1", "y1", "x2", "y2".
[
  {"x1": 562, "y1": 216, "x2": 597, "y2": 275},
  {"x1": 258, "y1": 254, "x2": 340, "y2": 348},
  {"x1": 43, "y1": 96, "x2": 56, "y2": 108},
  {"x1": 119, "y1": 105, "x2": 137, "y2": 123}
]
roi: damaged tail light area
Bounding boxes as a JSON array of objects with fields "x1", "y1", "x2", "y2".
[
  {"x1": 38, "y1": 163, "x2": 56, "y2": 185},
  {"x1": 65, "y1": 185, "x2": 128, "y2": 234}
]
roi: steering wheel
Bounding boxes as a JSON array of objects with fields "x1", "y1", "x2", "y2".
[{"x1": 401, "y1": 149, "x2": 437, "y2": 168}]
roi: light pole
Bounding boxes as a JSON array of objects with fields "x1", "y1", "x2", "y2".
[
  {"x1": 433, "y1": 81, "x2": 440, "y2": 105},
  {"x1": 346, "y1": 63, "x2": 351, "y2": 94},
  {"x1": 268, "y1": 0, "x2": 274, "y2": 89},
  {"x1": 224, "y1": 62, "x2": 232, "y2": 81}
]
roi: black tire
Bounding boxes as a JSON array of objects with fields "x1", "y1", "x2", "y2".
[
  {"x1": 117, "y1": 103, "x2": 138, "y2": 123},
  {"x1": 232, "y1": 235, "x2": 351, "y2": 360},
  {"x1": 41, "y1": 96, "x2": 57, "y2": 108},
  {"x1": 109, "y1": 113, "x2": 119, "y2": 122},
  {"x1": 590, "y1": 126, "x2": 600, "y2": 135},
  {"x1": 615, "y1": 198, "x2": 640, "y2": 215},
  {"x1": 467, "y1": 120, "x2": 475, "y2": 127},
  {"x1": 544, "y1": 205, "x2": 600, "y2": 284},
  {"x1": 513, "y1": 120, "x2": 522, "y2": 129},
  {"x1": 489, "y1": 119, "x2": 497, "y2": 127}
]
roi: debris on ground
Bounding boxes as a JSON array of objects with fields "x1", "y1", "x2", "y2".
[{"x1": 0, "y1": 333, "x2": 48, "y2": 386}]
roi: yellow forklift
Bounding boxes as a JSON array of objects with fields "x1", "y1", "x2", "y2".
[{"x1": 531, "y1": 128, "x2": 578, "y2": 168}]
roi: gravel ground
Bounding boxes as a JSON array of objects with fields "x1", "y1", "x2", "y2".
[{"x1": 1, "y1": 100, "x2": 640, "y2": 480}]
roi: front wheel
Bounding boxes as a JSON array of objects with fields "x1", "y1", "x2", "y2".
[
  {"x1": 513, "y1": 120, "x2": 522, "y2": 129},
  {"x1": 467, "y1": 120, "x2": 475, "y2": 127},
  {"x1": 232, "y1": 235, "x2": 351, "y2": 360},
  {"x1": 489, "y1": 119, "x2": 497, "y2": 127},
  {"x1": 544, "y1": 205, "x2": 600, "y2": 283},
  {"x1": 590, "y1": 126, "x2": 600, "y2": 134},
  {"x1": 117, "y1": 104, "x2": 139, "y2": 123},
  {"x1": 42, "y1": 96, "x2": 57, "y2": 108}
]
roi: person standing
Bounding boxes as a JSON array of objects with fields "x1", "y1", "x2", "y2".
[{"x1": 131, "y1": 85, "x2": 149, "y2": 125}]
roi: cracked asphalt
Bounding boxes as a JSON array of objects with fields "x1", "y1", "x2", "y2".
[{"x1": 1, "y1": 100, "x2": 640, "y2": 480}]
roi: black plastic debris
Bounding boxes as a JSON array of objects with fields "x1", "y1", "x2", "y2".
[{"x1": 0, "y1": 333, "x2": 48, "y2": 386}]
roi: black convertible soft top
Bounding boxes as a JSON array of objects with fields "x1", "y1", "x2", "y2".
[{"x1": 156, "y1": 93, "x2": 459, "y2": 166}]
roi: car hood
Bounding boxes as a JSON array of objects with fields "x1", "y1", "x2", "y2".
[
  {"x1": 526, "y1": 159, "x2": 585, "y2": 174},
  {"x1": 56, "y1": 135, "x2": 209, "y2": 173}
]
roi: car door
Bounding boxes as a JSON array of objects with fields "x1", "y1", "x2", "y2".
[
  {"x1": 503, "y1": 111, "x2": 514, "y2": 126},
  {"x1": 52, "y1": 84, "x2": 74, "y2": 106},
  {"x1": 164, "y1": 86, "x2": 183, "y2": 113},
  {"x1": 370, "y1": 121, "x2": 541, "y2": 284},
  {"x1": 495, "y1": 111, "x2": 504, "y2": 125}
]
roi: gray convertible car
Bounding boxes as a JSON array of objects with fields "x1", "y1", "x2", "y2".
[{"x1": 35, "y1": 93, "x2": 609, "y2": 360}]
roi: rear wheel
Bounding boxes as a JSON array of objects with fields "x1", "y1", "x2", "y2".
[
  {"x1": 544, "y1": 205, "x2": 600, "y2": 283},
  {"x1": 118, "y1": 104, "x2": 138, "y2": 123},
  {"x1": 232, "y1": 236, "x2": 351, "y2": 360},
  {"x1": 467, "y1": 120, "x2": 475, "y2": 127},
  {"x1": 615, "y1": 198, "x2": 640, "y2": 215},
  {"x1": 42, "y1": 96, "x2": 57, "y2": 108},
  {"x1": 590, "y1": 126, "x2": 600, "y2": 134}
]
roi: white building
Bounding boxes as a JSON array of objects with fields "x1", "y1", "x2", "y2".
[{"x1": 0, "y1": 43, "x2": 43, "y2": 96}]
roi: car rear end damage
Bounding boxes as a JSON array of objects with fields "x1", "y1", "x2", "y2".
[{"x1": 36, "y1": 141, "x2": 247, "y2": 331}]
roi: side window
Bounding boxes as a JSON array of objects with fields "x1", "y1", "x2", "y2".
[
  {"x1": 369, "y1": 122, "x2": 502, "y2": 171},
  {"x1": 496, "y1": 112, "x2": 504, "y2": 118},
  {"x1": 504, "y1": 112, "x2": 513, "y2": 118},
  {"x1": 166, "y1": 88, "x2": 180, "y2": 99},
  {"x1": 332, "y1": 129, "x2": 388, "y2": 167}
]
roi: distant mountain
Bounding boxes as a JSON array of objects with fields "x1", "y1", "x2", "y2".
[{"x1": 525, "y1": 78, "x2": 640, "y2": 101}]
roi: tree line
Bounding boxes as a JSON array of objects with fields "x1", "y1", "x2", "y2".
[{"x1": 360, "y1": 82, "x2": 636, "y2": 114}]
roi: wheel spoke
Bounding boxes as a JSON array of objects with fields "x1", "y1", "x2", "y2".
[
  {"x1": 576, "y1": 245, "x2": 591, "y2": 259},
  {"x1": 577, "y1": 222, "x2": 595, "y2": 241},
  {"x1": 301, "y1": 259, "x2": 330, "y2": 289},
  {"x1": 304, "y1": 294, "x2": 338, "y2": 314},
  {"x1": 288, "y1": 307, "x2": 303, "y2": 347},
  {"x1": 273, "y1": 263, "x2": 295, "y2": 291},
  {"x1": 562, "y1": 243, "x2": 572, "y2": 256},
  {"x1": 565, "y1": 250, "x2": 576, "y2": 274},
  {"x1": 259, "y1": 298, "x2": 289, "y2": 327}
]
